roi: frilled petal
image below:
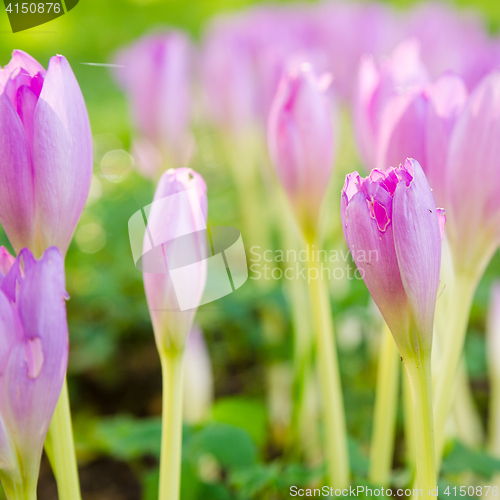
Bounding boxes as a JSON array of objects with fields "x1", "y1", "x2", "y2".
[
  {"x1": 392, "y1": 159, "x2": 441, "y2": 348},
  {"x1": 376, "y1": 90, "x2": 427, "y2": 171},
  {"x1": 424, "y1": 73, "x2": 467, "y2": 207},
  {"x1": 32, "y1": 55, "x2": 93, "y2": 255},
  {"x1": 0, "y1": 50, "x2": 45, "y2": 89},
  {"x1": 3, "y1": 248, "x2": 68, "y2": 471},
  {"x1": 446, "y1": 71, "x2": 500, "y2": 273},
  {"x1": 342, "y1": 190, "x2": 410, "y2": 342},
  {"x1": 0, "y1": 93, "x2": 36, "y2": 253}
]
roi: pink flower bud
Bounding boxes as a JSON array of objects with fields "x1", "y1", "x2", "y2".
[
  {"x1": 0, "y1": 247, "x2": 68, "y2": 493},
  {"x1": 341, "y1": 159, "x2": 443, "y2": 357},
  {"x1": 0, "y1": 50, "x2": 93, "y2": 257},
  {"x1": 268, "y1": 62, "x2": 335, "y2": 240},
  {"x1": 143, "y1": 168, "x2": 207, "y2": 352},
  {"x1": 113, "y1": 32, "x2": 192, "y2": 178}
]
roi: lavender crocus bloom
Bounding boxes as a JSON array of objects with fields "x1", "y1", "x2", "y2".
[
  {"x1": 445, "y1": 71, "x2": 500, "y2": 277},
  {"x1": 0, "y1": 50, "x2": 93, "y2": 257},
  {"x1": 267, "y1": 62, "x2": 335, "y2": 241},
  {"x1": 143, "y1": 168, "x2": 207, "y2": 353},
  {"x1": 341, "y1": 159, "x2": 444, "y2": 357},
  {"x1": 114, "y1": 32, "x2": 192, "y2": 178},
  {"x1": 0, "y1": 246, "x2": 68, "y2": 497}
]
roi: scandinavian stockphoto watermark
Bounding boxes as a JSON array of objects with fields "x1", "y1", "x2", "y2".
[
  {"x1": 249, "y1": 245, "x2": 378, "y2": 283},
  {"x1": 128, "y1": 189, "x2": 248, "y2": 312}
]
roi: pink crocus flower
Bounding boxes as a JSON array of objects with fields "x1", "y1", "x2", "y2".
[
  {"x1": 0, "y1": 246, "x2": 68, "y2": 496},
  {"x1": 143, "y1": 168, "x2": 207, "y2": 352},
  {"x1": 445, "y1": 71, "x2": 500, "y2": 277},
  {"x1": 353, "y1": 39, "x2": 429, "y2": 172},
  {"x1": 114, "y1": 32, "x2": 193, "y2": 179},
  {"x1": 267, "y1": 62, "x2": 335, "y2": 241},
  {"x1": 353, "y1": 40, "x2": 468, "y2": 208},
  {"x1": 341, "y1": 159, "x2": 444, "y2": 356},
  {"x1": 0, "y1": 50, "x2": 93, "y2": 257}
]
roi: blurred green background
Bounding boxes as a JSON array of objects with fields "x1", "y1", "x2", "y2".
[{"x1": 1, "y1": 0, "x2": 500, "y2": 499}]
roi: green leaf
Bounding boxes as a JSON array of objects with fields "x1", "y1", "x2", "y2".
[
  {"x1": 441, "y1": 441, "x2": 500, "y2": 479},
  {"x1": 186, "y1": 423, "x2": 258, "y2": 470},
  {"x1": 211, "y1": 397, "x2": 268, "y2": 447}
]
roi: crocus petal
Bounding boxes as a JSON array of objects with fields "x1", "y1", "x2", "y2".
[
  {"x1": 4, "y1": 247, "x2": 68, "y2": 468},
  {"x1": 0, "y1": 247, "x2": 15, "y2": 279},
  {"x1": 0, "y1": 50, "x2": 45, "y2": 89},
  {"x1": 446, "y1": 71, "x2": 500, "y2": 274},
  {"x1": 393, "y1": 159, "x2": 441, "y2": 347},
  {"x1": 32, "y1": 55, "x2": 93, "y2": 255},
  {"x1": 376, "y1": 91, "x2": 428, "y2": 171},
  {"x1": 0, "y1": 93, "x2": 36, "y2": 253},
  {"x1": 342, "y1": 190, "x2": 410, "y2": 341},
  {"x1": 424, "y1": 73, "x2": 467, "y2": 207},
  {"x1": 353, "y1": 55, "x2": 379, "y2": 169},
  {"x1": 16, "y1": 85, "x2": 38, "y2": 151}
]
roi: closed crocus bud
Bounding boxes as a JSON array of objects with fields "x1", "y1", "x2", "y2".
[
  {"x1": 114, "y1": 32, "x2": 192, "y2": 179},
  {"x1": 0, "y1": 247, "x2": 68, "y2": 497},
  {"x1": 143, "y1": 168, "x2": 207, "y2": 354},
  {"x1": 0, "y1": 50, "x2": 93, "y2": 257},
  {"x1": 353, "y1": 39, "x2": 429, "y2": 171},
  {"x1": 444, "y1": 71, "x2": 500, "y2": 278},
  {"x1": 341, "y1": 159, "x2": 443, "y2": 358},
  {"x1": 268, "y1": 62, "x2": 335, "y2": 241},
  {"x1": 182, "y1": 326, "x2": 213, "y2": 424}
]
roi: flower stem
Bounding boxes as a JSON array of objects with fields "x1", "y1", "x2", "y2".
[
  {"x1": 45, "y1": 377, "x2": 81, "y2": 500},
  {"x1": 405, "y1": 355, "x2": 436, "y2": 498},
  {"x1": 403, "y1": 368, "x2": 416, "y2": 471},
  {"x1": 433, "y1": 272, "x2": 477, "y2": 470},
  {"x1": 369, "y1": 323, "x2": 400, "y2": 486},
  {"x1": 306, "y1": 257, "x2": 350, "y2": 488},
  {"x1": 0, "y1": 474, "x2": 36, "y2": 500},
  {"x1": 159, "y1": 349, "x2": 184, "y2": 500}
]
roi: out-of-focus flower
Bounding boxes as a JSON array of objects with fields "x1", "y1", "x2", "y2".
[
  {"x1": 0, "y1": 246, "x2": 68, "y2": 497},
  {"x1": 268, "y1": 62, "x2": 335, "y2": 241},
  {"x1": 315, "y1": 1, "x2": 401, "y2": 100},
  {"x1": 182, "y1": 326, "x2": 213, "y2": 424},
  {"x1": 404, "y1": 2, "x2": 498, "y2": 91},
  {"x1": 353, "y1": 39, "x2": 429, "y2": 172},
  {"x1": 341, "y1": 159, "x2": 443, "y2": 357},
  {"x1": 0, "y1": 50, "x2": 93, "y2": 257},
  {"x1": 354, "y1": 40, "x2": 469, "y2": 209},
  {"x1": 114, "y1": 32, "x2": 192, "y2": 179},
  {"x1": 143, "y1": 167, "x2": 207, "y2": 353},
  {"x1": 444, "y1": 71, "x2": 500, "y2": 277}
]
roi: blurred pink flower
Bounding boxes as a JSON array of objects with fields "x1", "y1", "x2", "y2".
[
  {"x1": 0, "y1": 50, "x2": 93, "y2": 257},
  {"x1": 267, "y1": 62, "x2": 335, "y2": 240},
  {"x1": 143, "y1": 167, "x2": 207, "y2": 352},
  {"x1": 0, "y1": 246, "x2": 68, "y2": 495},
  {"x1": 341, "y1": 159, "x2": 443, "y2": 354},
  {"x1": 114, "y1": 32, "x2": 193, "y2": 178},
  {"x1": 404, "y1": 2, "x2": 498, "y2": 91},
  {"x1": 445, "y1": 71, "x2": 500, "y2": 277}
]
